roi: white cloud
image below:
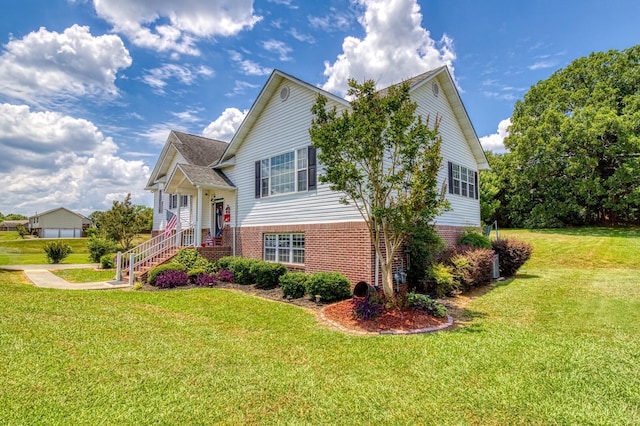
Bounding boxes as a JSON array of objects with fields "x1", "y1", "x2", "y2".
[
  {"x1": 228, "y1": 50, "x2": 271, "y2": 76},
  {"x1": 267, "y1": 0, "x2": 298, "y2": 9},
  {"x1": 203, "y1": 108, "x2": 247, "y2": 141},
  {"x1": 142, "y1": 63, "x2": 214, "y2": 93},
  {"x1": 528, "y1": 60, "x2": 557, "y2": 70},
  {"x1": 225, "y1": 80, "x2": 261, "y2": 97},
  {"x1": 0, "y1": 24, "x2": 131, "y2": 104},
  {"x1": 0, "y1": 103, "x2": 150, "y2": 215},
  {"x1": 479, "y1": 118, "x2": 511, "y2": 153},
  {"x1": 321, "y1": 0, "x2": 456, "y2": 96},
  {"x1": 308, "y1": 9, "x2": 352, "y2": 32},
  {"x1": 262, "y1": 39, "x2": 293, "y2": 61},
  {"x1": 91, "y1": 0, "x2": 262, "y2": 55},
  {"x1": 289, "y1": 28, "x2": 315, "y2": 44}
]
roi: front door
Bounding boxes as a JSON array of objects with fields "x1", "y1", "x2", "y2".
[{"x1": 211, "y1": 200, "x2": 224, "y2": 239}]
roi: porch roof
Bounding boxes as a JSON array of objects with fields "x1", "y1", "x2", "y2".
[{"x1": 165, "y1": 163, "x2": 235, "y2": 193}]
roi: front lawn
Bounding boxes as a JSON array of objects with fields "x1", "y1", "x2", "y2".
[
  {"x1": 1, "y1": 228, "x2": 639, "y2": 424},
  {"x1": 0, "y1": 238, "x2": 92, "y2": 264},
  {"x1": 51, "y1": 268, "x2": 117, "y2": 283}
]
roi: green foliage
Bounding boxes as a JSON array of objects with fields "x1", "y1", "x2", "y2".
[
  {"x1": 406, "y1": 223, "x2": 444, "y2": 292},
  {"x1": 147, "y1": 262, "x2": 186, "y2": 286},
  {"x1": 306, "y1": 272, "x2": 351, "y2": 302},
  {"x1": 503, "y1": 45, "x2": 640, "y2": 227},
  {"x1": 43, "y1": 241, "x2": 72, "y2": 264},
  {"x1": 428, "y1": 263, "x2": 456, "y2": 298},
  {"x1": 187, "y1": 268, "x2": 207, "y2": 283},
  {"x1": 215, "y1": 256, "x2": 262, "y2": 285},
  {"x1": 406, "y1": 292, "x2": 448, "y2": 318},
  {"x1": 87, "y1": 236, "x2": 117, "y2": 263},
  {"x1": 492, "y1": 238, "x2": 533, "y2": 277},
  {"x1": 95, "y1": 194, "x2": 147, "y2": 249},
  {"x1": 310, "y1": 78, "x2": 448, "y2": 298},
  {"x1": 458, "y1": 228, "x2": 491, "y2": 249},
  {"x1": 279, "y1": 272, "x2": 309, "y2": 299},
  {"x1": 3, "y1": 213, "x2": 27, "y2": 220},
  {"x1": 100, "y1": 254, "x2": 115, "y2": 269},
  {"x1": 85, "y1": 228, "x2": 98, "y2": 238},
  {"x1": 15, "y1": 224, "x2": 27, "y2": 239},
  {"x1": 215, "y1": 256, "x2": 237, "y2": 271},
  {"x1": 251, "y1": 261, "x2": 288, "y2": 289},
  {"x1": 352, "y1": 291, "x2": 385, "y2": 320},
  {"x1": 174, "y1": 249, "x2": 212, "y2": 272}
]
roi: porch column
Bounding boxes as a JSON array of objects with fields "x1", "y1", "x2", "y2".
[
  {"x1": 196, "y1": 186, "x2": 203, "y2": 246},
  {"x1": 176, "y1": 192, "x2": 182, "y2": 247}
]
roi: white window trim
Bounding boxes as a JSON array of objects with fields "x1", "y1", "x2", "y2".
[
  {"x1": 263, "y1": 233, "x2": 305, "y2": 265},
  {"x1": 259, "y1": 148, "x2": 308, "y2": 198}
]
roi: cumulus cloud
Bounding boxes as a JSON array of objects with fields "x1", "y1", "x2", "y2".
[
  {"x1": 91, "y1": 0, "x2": 261, "y2": 56},
  {"x1": 0, "y1": 24, "x2": 131, "y2": 104},
  {"x1": 203, "y1": 107, "x2": 247, "y2": 141},
  {"x1": 142, "y1": 63, "x2": 214, "y2": 93},
  {"x1": 262, "y1": 39, "x2": 293, "y2": 61},
  {"x1": 479, "y1": 118, "x2": 511, "y2": 153},
  {"x1": 228, "y1": 50, "x2": 271, "y2": 76},
  {"x1": 321, "y1": 0, "x2": 456, "y2": 96},
  {"x1": 0, "y1": 103, "x2": 150, "y2": 215},
  {"x1": 308, "y1": 8, "x2": 352, "y2": 32}
]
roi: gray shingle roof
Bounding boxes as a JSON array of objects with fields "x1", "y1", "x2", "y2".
[
  {"x1": 176, "y1": 164, "x2": 235, "y2": 189},
  {"x1": 377, "y1": 66, "x2": 446, "y2": 96},
  {"x1": 172, "y1": 131, "x2": 229, "y2": 167}
]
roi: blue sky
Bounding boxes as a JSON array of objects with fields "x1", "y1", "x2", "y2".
[{"x1": 0, "y1": 0, "x2": 638, "y2": 216}]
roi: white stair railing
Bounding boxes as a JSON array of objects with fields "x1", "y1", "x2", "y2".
[{"x1": 116, "y1": 228, "x2": 195, "y2": 281}]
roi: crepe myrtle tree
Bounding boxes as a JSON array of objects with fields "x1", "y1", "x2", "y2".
[{"x1": 310, "y1": 78, "x2": 448, "y2": 299}]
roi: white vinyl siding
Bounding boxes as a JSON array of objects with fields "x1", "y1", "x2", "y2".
[
  {"x1": 225, "y1": 80, "x2": 363, "y2": 227},
  {"x1": 411, "y1": 76, "x2": 481, "y2": 227}
]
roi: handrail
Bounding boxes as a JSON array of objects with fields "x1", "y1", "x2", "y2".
[{"x1": 116, "y1": 228, "x2": 195, "y2": 281}]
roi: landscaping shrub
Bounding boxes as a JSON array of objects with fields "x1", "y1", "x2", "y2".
[
  {"x1": 195, "y1": 272, "x2": 217, "y2": 287},
  {"x1": 433, "y1": 246, "x2": 495, "y2": 293},
  {"x1": 228, "y1": 257, "x2": 262, "y2": 285},
  {"x1": 215, "y1": 256, "x2": 237, "y2": 271},
  {"x1": 147, "y1": 262, "x2": 186, "y2": 286},
  {"x1": 88, "y1": 236, "x2": 116, "y2": 263},
  {"x1": 100, "y1": 253, "x2": 115, "y2": 269},
  {"x1": 460, "y1": 247, "x2": 495, "y2": 287},
  {"x1": 216, "y1": 269, "x2": 234, "y2": 282},
  {"x1": 406, "y1": 292, "x2": 447, "y2": 318},
  {"x1": 188, "y1": 267, "x2": 207, "y2": 283},
  {"x1": 251, "y1": 261, "x2": 288, "y2": 289},
  {"x1": 306, "y1": 272, "x2": 351, "y2": 302},
  {"x1": 428, "y1": 262, "x2": 456, "y2": 298},
  {"x1": 352, "y1": 291, "x2": 385, "y2": 320},
  {"x1": 43, "y1": 241, "x2": 72, "y2": 264},
  {"x1": 174, "y1": 249, "x2": 213, "y2": 272},
  {"x1": 458, "y1": 228, "x2": 491, "y2": 249},
  {"x1": 279, "y1": 272, "x2": 309, "y2": 299},
  {"x1": 491, "y1": 238, "x2": 533, "y2": 277},
  {"x1": 406, "y1": 223, "x2": 445, "y2": 291},
  {"x1": 155, "y1": 270, "x2": 189, "y2": 289}
]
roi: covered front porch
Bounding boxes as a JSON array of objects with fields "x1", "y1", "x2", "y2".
[{"x1": 164, "y1": 163, "x2": 237, "y2": 248}]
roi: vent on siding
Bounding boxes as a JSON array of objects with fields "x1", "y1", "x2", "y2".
[
  {"x1": 280, "y1": 86, "x2": 290, "y2": 101},
  {"x1": 432, "y1": 82, "x2": 439, "y2": 97}
]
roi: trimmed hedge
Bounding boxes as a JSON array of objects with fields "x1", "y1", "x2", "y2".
[
  {"x1": 279, "y1": 272, "x2": 309, "y2": 299},
  {"x1": 458, "y1": 228, "x2": 491, "y2": 249},
  {"x1": 100, "y1": 253, "x2": 115, "y2": 269},
  {"x1": 431, "y1": 245, "x2": 495, "y2": 294},
  {"x1": 251, "y1": 261, "x2": 288, "y2": 289},
  {"x1": 174, "y1": 249, "x2": 213, "y2": 272},
  {"x1": 147, "y1": 262, "x2": 186, "y2": 286},
  {"x1": 492, "y1": 239, "x2": 533, "y2": 277},
  {"x1": 215, "y1": 256, "x2": 262, "y2": 285},
  {"x1": 306, "y1": 272, "x2": 351, "y2": 302}
]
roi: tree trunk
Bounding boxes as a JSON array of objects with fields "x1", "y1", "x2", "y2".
[{"x1": 380, "y1": 261, "x2": 395, "y2": 299}]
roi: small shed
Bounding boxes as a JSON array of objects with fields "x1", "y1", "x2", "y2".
[{"x1": 28, "y1": 207, "x2": 91, "y2": 238}]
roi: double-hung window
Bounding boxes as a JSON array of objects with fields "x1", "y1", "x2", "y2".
[
  {"x1": 180, "y1": 195, "x2": 189, "y2": 207},
  {"x1": 168, "y1": 194, "x2": 178, "y2": 209},
  {"x1": 264, "y1": 233, "x2": 305, "y2": 264},
  {"x1": 255, "y1": 146, "x2": 316, "y2": 198},
  {"x1": 448, "y1": 162, "x2": 478, "y2": 199}
]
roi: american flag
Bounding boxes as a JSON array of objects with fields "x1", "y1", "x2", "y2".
[{"x1": 165, "y1": 210, "x2": 177, "y2": 238}]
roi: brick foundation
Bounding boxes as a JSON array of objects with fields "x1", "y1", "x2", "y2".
[{"x1": 197, "y1": 246, "x2": 232, "y2": 262}]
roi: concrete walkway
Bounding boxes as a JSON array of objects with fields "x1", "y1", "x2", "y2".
[{"x1": 1, "y1": 264, "x2": 131, "y2": 290}]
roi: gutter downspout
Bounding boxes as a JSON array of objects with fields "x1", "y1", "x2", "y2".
[
  {"x1": 195, "y1": 186, "x2": 203, "y2": 246},
  {"x1": 232, "y1": 189, "x2": 237, "y2": 256}
]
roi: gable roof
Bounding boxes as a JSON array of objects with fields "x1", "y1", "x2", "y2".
[
  {"x1": 28, "y1": 207, "x2": 89, "y2": 221},
  {"x1": 146, "y1": 131, "x2": 229, "y2": 189},
  {"x1": 218, "y1": 67, "x2": 489, "y2": 170},
  {"x1": 219, "y1": 69, "x2": 349, "y2": 163},
  {"x1": 171, "y1": 164, "x2": 235, "y2": 191}
]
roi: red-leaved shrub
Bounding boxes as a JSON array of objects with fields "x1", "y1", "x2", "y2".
[{"x1": 491, "y1": 239, "x2": 533, "y2": 277}]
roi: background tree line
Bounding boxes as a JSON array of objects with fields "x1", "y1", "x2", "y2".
[{"x1": 481, "y1": 45, "x2": 640, "y2": 228}]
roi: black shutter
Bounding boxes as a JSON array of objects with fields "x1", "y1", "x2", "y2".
[
  {"x1": 255, "y1": 161, "x2": 261, "y2": 198},
  {"x1": 474, "y1": 171, "x2": 479, "y2": 199},
  {"x1": 308, "y1": 146, "x2": 317, "y2": 191},
  {"x1": 447, "y1": 162, "x2": 453, "y2": 194}
]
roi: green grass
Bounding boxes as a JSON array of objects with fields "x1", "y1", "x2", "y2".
[
  {"x1": 1, "y1": 228, "x2": 640, "y2": 424},
  {"x1": 51, "y1": 268, "x2": 116, "y2": 283}
]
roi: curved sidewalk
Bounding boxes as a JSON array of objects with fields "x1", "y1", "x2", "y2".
[{"x1": 1, "y1": 264, "x2": 131, "y2": 290}]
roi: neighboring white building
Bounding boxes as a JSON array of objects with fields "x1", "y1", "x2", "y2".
[
  {"x1": 145, "y1": 68, "x2": 489, "y2": 285},
  {"x1": 28, "y1": 207, "x2": 91, "y2": 238}
]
